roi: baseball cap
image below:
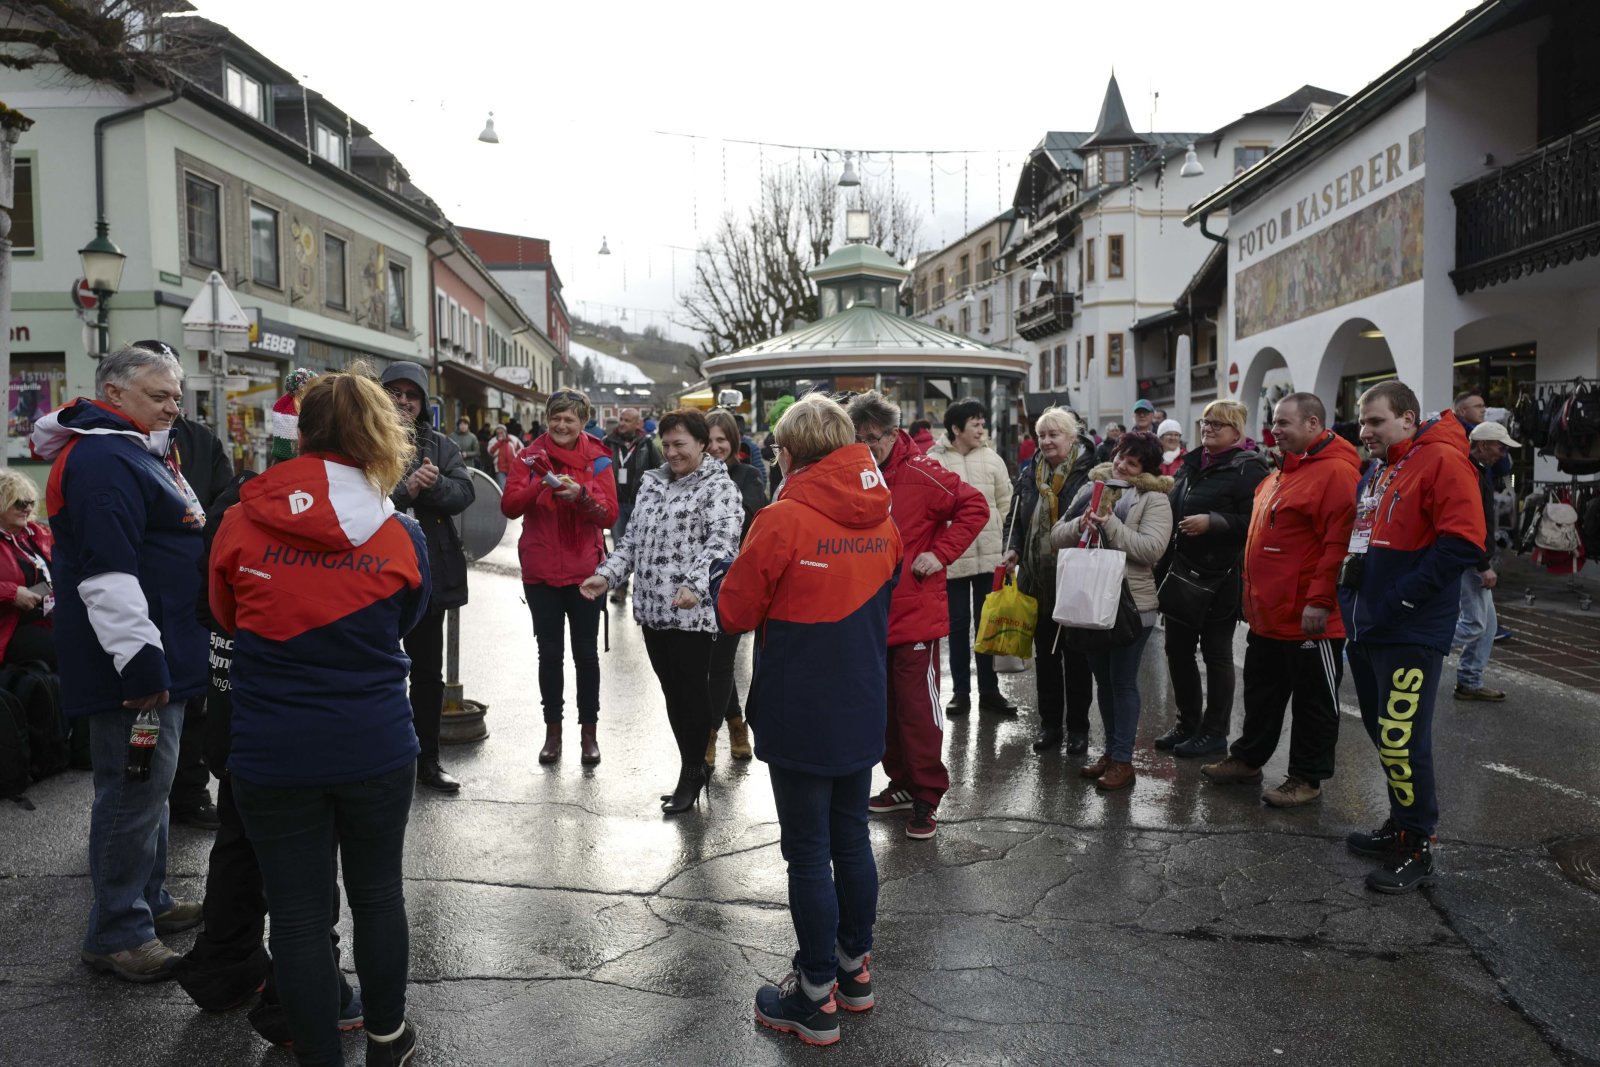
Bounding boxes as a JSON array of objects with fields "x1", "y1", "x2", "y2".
[
  {"x1": 1469, "y1": 421, "x2": 1521, "y2": 448},
  {"x1": 1132, "y1": 399, "x2": 1155, "y2": 413}
]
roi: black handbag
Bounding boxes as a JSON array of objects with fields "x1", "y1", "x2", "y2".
[
  {"x1": 1064, "y1": 578, "x2": 1141, "y2": 652},
  {"x1": 1157, "y1": 556, "x2": 1228, "y2": 630}
]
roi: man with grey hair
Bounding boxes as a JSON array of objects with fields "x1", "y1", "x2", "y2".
[
  {"x1": 603, "y1": 406, "x2": 663, "y2": 603},
  {"x1": 31, "y1": 343, "x2": 210, "y2": 981},
  {"x1": 849, "y1": 391, "x2": 987, "y2": 840}
]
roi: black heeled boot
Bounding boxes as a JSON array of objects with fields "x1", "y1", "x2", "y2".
[{"x1": 661, "y1": 762, "x2": 707, "y2": 815}]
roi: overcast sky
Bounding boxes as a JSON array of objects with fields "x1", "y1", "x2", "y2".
[{"x1": 190, "y1": 0, "x2": 1476, "y2": 346}]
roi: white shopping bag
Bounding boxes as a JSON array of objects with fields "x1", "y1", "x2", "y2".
[
  {"x1": 1052, "y1": 546, "x2": 1127, "y2": 629},
  {"x1": 992, "y1": 654, "x2": 1028, "y2": 674}
]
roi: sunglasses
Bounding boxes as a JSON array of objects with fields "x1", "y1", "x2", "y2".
[{"x1": 11, "y1": 499, "x2": 34, "y2": 511}]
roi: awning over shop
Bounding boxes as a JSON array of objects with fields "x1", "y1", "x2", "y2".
[{"x1": 439, "y1": 359, "x2": 543, "y2": 405}]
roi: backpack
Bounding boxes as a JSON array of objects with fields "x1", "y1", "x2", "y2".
[
  {"x1": 0, "y1": 663, "x2": 66, "y2": 782},
  {"x1": 0, "y1": 688, "x2": 33, "y2": 804},
  {"x1": 1535, "y1": 501, "x2": 1582, "y2": 554}
]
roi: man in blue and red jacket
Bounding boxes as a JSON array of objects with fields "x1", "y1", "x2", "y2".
[
  {"x1": 1338, "y1": 381, "x2": 1485, "y2": 894},
  {"x1": 847, "y1": 392, "x2": 987, "y2": 841},
  {"x1": 33, "y1": 344, "x2": 210, "y2": 982}
]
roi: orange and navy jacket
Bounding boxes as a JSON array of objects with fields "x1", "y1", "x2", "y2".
[
  {"x1": 1337, "y1": 412, "x2": 1486, "y2": 650},
  {"x1": 209, "y1": 453, "x2": 430, "y2": 786},
  {"x1": 717, "y1": 444, "x2": 902, "y2": 776},
  {"x1": 1242, "y1": 431, "x2": 1360, "y2": 641},
  {"x1": 31, "y1": 398, "x2": 209, "y2": 716}
]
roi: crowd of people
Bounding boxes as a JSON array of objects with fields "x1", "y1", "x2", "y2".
[{"x1": 21, "y1": 339, "x2": 1509, "y2": 1056}]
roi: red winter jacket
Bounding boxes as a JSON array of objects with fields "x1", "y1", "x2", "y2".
[
  {"x1": 1241, "y1": 431, "x2": 1360, "y2": 641},
  {"x1": 499, "y1": 432, "x2": 618, "y2": 587},
  {"x1": 0, "y1": 522, "x2": 53, "y2": 662},
  {"x1": 879, "y1": 430, "x2": 989, "y2": 645}
]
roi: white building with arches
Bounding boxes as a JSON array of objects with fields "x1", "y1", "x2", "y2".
[{"x1": 1188, "y1": 0, "x2": 1600, "y2": 459}]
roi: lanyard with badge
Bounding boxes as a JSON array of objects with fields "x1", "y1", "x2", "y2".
[{"x1": 1340, "y1": 450, "x2": 1413, "y2": 589}]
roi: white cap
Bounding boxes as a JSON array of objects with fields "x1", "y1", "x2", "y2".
[
  {"x1": 1157, "y1": 419, "x2": 1183, "y2": 438},
  {"x1": 1469, "y1": 421, "x2": 1521, "y2": 448}
]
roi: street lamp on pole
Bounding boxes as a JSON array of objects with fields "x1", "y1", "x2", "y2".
[{"x1": 78, "y1": 222, "x2": 126, "y2": 356}]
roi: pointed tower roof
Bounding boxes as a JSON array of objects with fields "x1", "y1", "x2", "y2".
[{"x1": 1080, "y1": 71, "x2": 1151, "y2": 149}]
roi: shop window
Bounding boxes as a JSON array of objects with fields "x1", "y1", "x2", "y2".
[
  {"x1": 1108, "y1": 333, "x2": 1124, "y2": 376},
  {"x1": 185, "y1": 173, "x2": 222, "y2": 269},
  {"x1": 7, "y1": 357, "x2": 66, "y2": 460},
  {"x1": 1107, "y1": 235, "x2": 1124, "y2": 279},
  {"x1": 323, "y1": 234, "x2": 347, "y2": 308},
  {"x1": 11, "y1": 158, "x2": 34, "y2": 255},
  {"x1": 387, "y1": 263, "x2": 407, "y2": 328},
  {"x1": 249, "y1": 202, "x2": 279, "y2": 287}
]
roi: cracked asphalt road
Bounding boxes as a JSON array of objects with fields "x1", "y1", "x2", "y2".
[{"x1": 2, "y1": 525, "x2": 1598, "y2": 1066}]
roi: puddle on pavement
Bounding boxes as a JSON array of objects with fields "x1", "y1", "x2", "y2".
[{"x1": 1550, "y1": 834, "x2": 1600, "y2": 894}]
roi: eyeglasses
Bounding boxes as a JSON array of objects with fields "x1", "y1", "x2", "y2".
[
  {"x1": 11, "y1": 500, "x2": 34, "y2": 511},
  {"x1": 1200, "y1": 419, "x2": 1233, "y2": 431},
  {"x1": 855, "y1": 429, "x2": 893, "y2": 446}
]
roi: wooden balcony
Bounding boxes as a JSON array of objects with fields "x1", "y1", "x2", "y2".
[
  {"x1": 1015, "y1": 291, "x2": 1075, "y2": 341},
  {"x1": 1451, "y1": 118, "x2": 1600, "y2": 294}
]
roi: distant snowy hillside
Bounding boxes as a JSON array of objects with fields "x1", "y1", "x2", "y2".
[{"x1": 570, "y1": 341, "x2": 652, "y2": 384}]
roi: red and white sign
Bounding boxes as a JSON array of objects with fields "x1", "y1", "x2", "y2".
[
  {"x1": 71, "y1": 279, "x2": 98, "y2": 311},
  {"x1": 1228, "y1": 361, "x2": 1240, "y2": 393}
]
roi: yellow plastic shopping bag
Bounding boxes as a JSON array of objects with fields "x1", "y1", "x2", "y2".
[{"x1": 974, "y1": 566, "x2": 1038, "y2": 660}]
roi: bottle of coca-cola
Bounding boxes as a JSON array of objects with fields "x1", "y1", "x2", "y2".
[{"x1": 125, "y1": 708, "x2": 160, "y2": 782}]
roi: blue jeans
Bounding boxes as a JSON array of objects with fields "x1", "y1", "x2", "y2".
[
  {"x1": 767, "y1": 765, "x2": 877, "y2": 990},
  {"x1": 946, "y1": 573, "x2": 1000, "y2": 698},
  {"x1": 1453, "y1": 570, "x2": 1496, "y2": 689},
  {"x1": 1088, "y1": 625, "x2": 1154, "y2": 762},
  {"x1": 84, "y1": 700, "x2": 183, "y2": 954},
  {"x1": 234, "y1": 764, "x2": 415, "y2": 1067}
]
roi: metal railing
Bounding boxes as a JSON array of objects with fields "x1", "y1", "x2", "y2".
[{"x1": 1451, "y1": 118, "x2": 1600, "y2": 294}]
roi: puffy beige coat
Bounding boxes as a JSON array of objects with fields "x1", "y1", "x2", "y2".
[
  {"x1": 1049, "y1": 465, "x2": 1174, "y2": 613},
  {"x1": 928, "y1": 439, "x2": 1014, "y2": 580}
]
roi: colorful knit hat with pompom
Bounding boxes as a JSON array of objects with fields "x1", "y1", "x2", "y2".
[{"x1": 270, "y1": 367, "x2": 318, "y2": 460}]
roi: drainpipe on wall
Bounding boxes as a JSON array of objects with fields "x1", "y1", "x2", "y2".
[{"x1": 1197, "y1": 209, "x2": 1228, "y2": 245}]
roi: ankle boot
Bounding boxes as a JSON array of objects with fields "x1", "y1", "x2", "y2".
[
  {"x1": 661, "y1": 763, "x2": 706, "y2": 815},
  {"x1": 727, "y1": 715, "x2": 752, "y2": 759},
  {"x1": 579, "y1": 723, "x2": 600, "y2": 765},
  {"x1": 538, "y1": 723, "x2": 561, "y2": 765}
]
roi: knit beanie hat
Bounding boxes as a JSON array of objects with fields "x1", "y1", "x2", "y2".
[{"x1": 270, "y1": 367, "x2": 318, "y2": 460}]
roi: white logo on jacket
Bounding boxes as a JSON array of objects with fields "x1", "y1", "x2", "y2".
[
  {"x1": 288, "y1": 490, "x2": 313, "y2": 515},
  {"x1": 859, "y1": 467, "x2": 885, "y2": 491}
]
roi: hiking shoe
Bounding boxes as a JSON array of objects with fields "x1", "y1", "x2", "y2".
[
  {"x1": 835, "y1": 955, "x2": 874, "y2": 1011},
  {"x1": 1173, "y1": 732, "x2": 1228, "y2": 758},
  {"x1": 868, "y1": 787, "x2": 914, "y2": 814},
  {"x1": 154, "y1": 900, "x2": 203, "y2": 935},
  {"x1": 1365, "y1": 832, "x2": 1437, "y2": 894},
  {"x1": 728, "y1": 715, "x2": 753, "y2": 759},
  {"x1": 754, "y1": 971, "x2": 840, "y2": 1046},
  {"x1": 80, "y1": 938, "x2": 178, "y2": 983},
  {"x1": 366, "y1": 1021, "x2": 418, "y2": 1066},
  {"x1": 1200, "y1": 755, "x2": 1263, "y2": 784},
  {"x1": 1262, "y1": 775, "x2": 1321, "y2": 808},
  {"x1": 905, "y1": 801, "x2": 938, "y2": 839},
  {"x1": 1454, "y1": 684, "x2": 1506, "y2": 701},
  {"x1": 1346, "y1": 819, "x2": 1402, "y2": 858},
  {"x1": 250, "y1": 986, "x2": 364, "y2": 1047}
]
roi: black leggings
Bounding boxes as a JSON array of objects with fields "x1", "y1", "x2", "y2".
[
  {"x1": 525, "y1": 583, "x2": 602, "y2": 724},
  {"x1": 707, "y1": 631, "x2": 745, "y2": 726},
  {"x1": 402, "y1": 609, "x2": 445, "y2": 761},
  {"x1": 642, "y1": 627, "x2": 717, "y2": 768}
]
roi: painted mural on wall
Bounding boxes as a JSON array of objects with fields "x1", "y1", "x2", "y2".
[
  {"x1": 289, "y1": 216, "x2": 317, "y2": 305},
  {"x1": 1235, "y1": 179, "x2": 1424, "y2": 340}
]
